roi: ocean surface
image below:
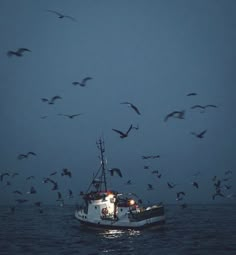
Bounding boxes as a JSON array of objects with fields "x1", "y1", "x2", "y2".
[{"x1": 0, "y1": 204, "x2": 235, "y2": 255}]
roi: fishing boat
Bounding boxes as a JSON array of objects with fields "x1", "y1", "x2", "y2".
[{"x1": 75, "y1": 138, "x2": 165, "y2": 229}]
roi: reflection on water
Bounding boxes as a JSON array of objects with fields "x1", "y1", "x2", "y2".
[{"x1": 99, "y1": 229, "x2": 141, "y2": 239}]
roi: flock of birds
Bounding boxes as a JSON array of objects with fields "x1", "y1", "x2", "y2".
[{"x1": 1, "y1": 8, "x2": 234, "y2": 214}]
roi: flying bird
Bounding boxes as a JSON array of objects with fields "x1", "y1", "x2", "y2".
[
  {"x1": 108, "y1": 168, "x2": 122, "y2": 177},
  {"x1": 56, "y1": 192, "x2": 63, "y2": 201},
  {"x1": 17, "y1": 152, "x2": 37, "y2": 160},
  {"x1": 41, "y1": 96, "x2": 62, "y2": 105},
  {"x1": 58, "y1": 113, "x2": 82, "y2": 119},
  {"x1": 50, "y1": 171, "x2": 57, "y2": 176},
  {"x1": 191, "y1": 104, "x2": 217, "y2": 112},
  {"x1": 225, "y1": 170, "x2": 232, "y2": 175},
  {"x1": 176, "y1": 191, "x2": 186, "y2": 201},
  {"x1": 0, "y1": 172, "x2": 10, "y2": 181},
  {"x1": 164, "y1": 110, "x2": 185, "y2": 122},
  {"x1": 147, "y1": 184, "x2": 154, "y2": 190},
  {"x1": 120, "y1": 102, "x2": 141, "y2": 115},
  {"x1": 27, "y1": 186, "x2": 37, "y2": 194},
  {"x1": 167, "y1": 182, "x2": 176, "y2": 189},
  {"x1": 112, "y1": 124, "x2": 133, "y2": 138},
  {"x1": 26, "y1": 176, "x2": 35, "y2": 181},
  {"x1": 68, "y1": 189, "x2": 73, "y2": 198},
  {"x1": 13, "y1": 190, "x2": 23, "y2": 195},
  {"x1": 61, "y1": 168, "x2": 72, "y2": 178},
  {"x1": 187, "y1": 92, "x2": 197, "y2": 96},
  {"x1": 72, "y1": 77, "x2": 92, "y2": 87},
  {"x1": 192, "y1": 181, "x2": 199, "y2": 189},
  {"x1": 7, "y1": 48, "x2": 31, "y2": 57},
  {"x1": 15, "y1": 199, "x2": 28, "y2": 204},
  {"x1": 191, "y1": 129, "x2": 207, "y2": 139},
  {"x1": 47, "y1": 10, "x2": 77, "y2": 22}
]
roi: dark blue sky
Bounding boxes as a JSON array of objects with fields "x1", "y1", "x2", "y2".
[{"x1": 0, "y1": 0, "x2": 235, "y2": 205}]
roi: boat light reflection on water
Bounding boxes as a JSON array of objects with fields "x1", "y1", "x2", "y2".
[{"x1": 99, "y1": 229, "x2": 141, "y2": 239}]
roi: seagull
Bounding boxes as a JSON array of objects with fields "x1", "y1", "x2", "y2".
[
  {"x1": 225, "y1": 170, "x2": 232, "y2": 175},
  {"x1": 191, "y1": 104, "x2": 217, "y2": 112},
  {"x1": 27, "y1": 186, "x2": 37, "y2": 194},
  {"x1": 176, "y1": 191, "x2": 185, "y2": 200},
  {"x1": 61, "y1": 168, "x2": 72, "y2": 178},
  {"x1": 50, "y1": 171, "x2": 57, "y2": 176},
  {"x1": 15, "y1": 199, "x2": 28, "y2": 204},
  {"x1": 167, "y1": 182, "x2": 176, "y2": 189},
  {"x1": 151, "y1": 170, "x2": 159, "y2": 174},
  {"x1": 142, "y1": 155, "x2": 160, "y2": 159},
  {"x1": 112, "y1": 124, "x2": 133, "y2": 138},
  {"x1": 26, "y1": 176, "x2": 35, "y2": 181},
  {"x1": 17, "y1": 152, "x2": 37, "y2": 160},
  {"x1": 13, "y1": 190, "x2": 22, "y2": 195},
  {"x1": 68, "y1": 189, "x2": 73, "y2": 198},
  {"x1": 72, "y1": 77, "x2": 92, "y2": 87},
  {"x1": 192, "y1": 181, "x2": 199, "y2": 189},
  {"x1": 56, "y1": 192, "x2": 63, "y2": 201},
  {"x1": 164, "y1": 110, "x2": 185, "y2": 122},
  {"x1": 147, "y1": 184, "x2": 154, "y2": 190},
  {"x1": 108, "y1": 168, "x2": 122, "y2": 177},
  {"x1": 0, "y1": 172, "x2": 10, "y2": 181},
  {"x1": 187, "y1": 92, "x2": 197, "y2": 96},
  {"x1": 58, "y1": 113, "x2": 82, "y2": 119},
  {"x1": 191, "y1": 129, "x2": 207, "y2": 139},
  {"x1": 212, "y1": 191, "x2": 225, "y2": 200},
  {"x1": 41, "y1": 96, "x2": 62, "y2": 105},
  {"x1": 7, "y1": 48, "x2": 31, "y2": 57},
  {"x1": 47, "y1": 10, "x2": 77, "y2": 22},
  {"x1": 120, "y1": 102, "x2": 141, "y2": 115}
]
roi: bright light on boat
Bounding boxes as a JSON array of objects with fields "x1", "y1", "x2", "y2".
[{"x1": 129, "y1": 199, "x2": 135, "y2": 205}]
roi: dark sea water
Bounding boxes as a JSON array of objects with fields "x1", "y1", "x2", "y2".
[{"x1": 0, "y1": 204, "x2": 236, "y2": 255}]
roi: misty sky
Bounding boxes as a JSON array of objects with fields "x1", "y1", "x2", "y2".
[{"x1": 0, "y1": 0, "x2": 236, "y2": 206}]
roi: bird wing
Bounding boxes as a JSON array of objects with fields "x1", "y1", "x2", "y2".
[
  {"x1": 199, "y1": 129, "x2": 207, "y2": 136},
  {"x1": 126, "y1": 124, "x2": 133, "y2": 134},
  {"x1": 205, "y1": 104, "x2": 217, "y2": 108},
  {"x1": 112, "y1": 129, "x2": 125, "y2": 136},
  {"x1": 51, "y1": 96, "x2": 62, "y2": 103},
  {"x1": 130, "y1": 104, "x2": 141, "y2": 115},
  {"x1": 7, "y1": 51, "x2": 15, "y2": 57},
  {"x1": 191, "y1": 105, "x2": 205, "y2": 109},
  {"x1": 82, "y1": 77, "x2": 92, "y2": 84},
  {"x1": 187, "y1": 93, "x2": 197, "y2": 96},
  {"x1": 164, "y1": 113, "x2": 173, "y2": 122},
  {"x1": 41, "y1": 98, "x2": 49, "y2": 102},
  {"x1": 17, "y1": 154, "x2": 26, "y2": 159},
  {"x1": 64, "y1": 15, "x2": 77, "y2": 22},
  {"x1": 71, "y1": 114, "x2": 82, "y2": 118},
  {"x1": 28, "y1": 152, "x2": 36, "y2": 156},
  {"x1": 17, "y1": 48, "x2": 31, "y2": 54},
  {"x1": 47, "y1": 10, "x2": 63, "y2": 16}
]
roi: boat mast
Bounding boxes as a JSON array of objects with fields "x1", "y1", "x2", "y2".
[{"x1": 97, "y1": 138, "x2": 107, "y2": 192}]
